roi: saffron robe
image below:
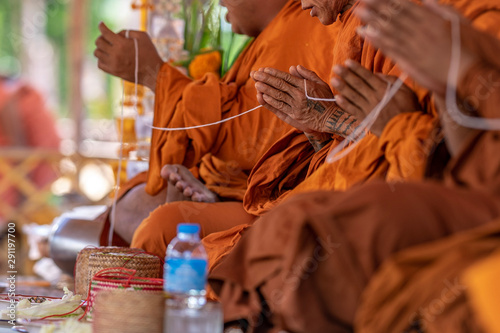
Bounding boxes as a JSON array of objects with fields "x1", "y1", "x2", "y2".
[
  {"x1": 356, "y1": 49, "x2": 500, "y2": 333},
  {"x1": 207, "y1": 4, "x2": 500, "y2": 331}
]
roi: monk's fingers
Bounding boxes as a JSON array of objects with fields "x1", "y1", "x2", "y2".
[
  {"x1": 266, "y1": 106, "x2": 309, "y2": 133},
  {"x1": 95, "y1": 36, "x2": 113, "y2": 54},
  {"x1": 332, "y1": 66, "x2": 373, "y2": 102},
  {"x1": 94, "y1": 49, "x2": 109, "y2": 62},
  {"x1": 253, "y1": 72, "x2": 298, "y2": 99},
  {"x1": 261, "y1": 94, "x2": 294, "y2": 116},
  {"x1": 98, "y1": 22, "x2": 121, "y2": 45},
  {"x1": 360, "y1": 0, "x2": 420, "y2": 24},
  {"x1": 344, "y1": 60, "x2": 386, "y2": 91},
  {"x1": 331, "y1": 77, "x2": 370, "y2": 111},
  {"x1": 262, "y1": 67, "x2": 303, "y2": 88},
  {"x1": 296, "y1": 65, "x2": 326, "y2": 85},
  {"x1": 355, "y1": 5, "x2": 415, "y2": 42},
  {"x1": 289, "y1": 66, "x2": 305, "y2": 80},
  {"x1": 334, "y1": 95, "x2": 366, "y2": 119},
  {"x1": 357, "y1": 26, "x2": 412, "y2": 62},
  {"x1": 96, "y1": 61, "x2": 115, "y2": 75},
  {"x1": 255, "y1": 82, "x2": 296, "y2": 107}
]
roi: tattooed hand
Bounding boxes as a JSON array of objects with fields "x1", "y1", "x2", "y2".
[{"x1": 251, "y1": 65, "x2": 360, "y2": 138}]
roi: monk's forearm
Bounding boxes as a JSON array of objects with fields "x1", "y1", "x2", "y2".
[{"x1": 304, "y1": 132, "x2": 332, "y2": 152}]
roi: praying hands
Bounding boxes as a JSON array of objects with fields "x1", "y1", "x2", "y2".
[{"x1": 251, "y1": 65, "x2": 360, "y2": 150}]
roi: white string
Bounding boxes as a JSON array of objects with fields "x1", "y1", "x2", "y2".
[
  {"x1": 304, "y1": 80, "x2": 337, "y2": 102},
  {"x1": 149, "y1": 105, "x2": 263, "y2": 131},
  {"x1": 326, "y1": 74, "x2": 408, "y2": 164},
  {"x1": 108, "y1": 31, "x2": 138, "y2": 246},
  {"x1": 443, "y1": 13, "x2": 500, "y2": 130}
]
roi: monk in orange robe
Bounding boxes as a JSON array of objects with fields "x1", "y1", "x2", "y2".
[
  {"x1": 208, "y1": 1, "x2": 500, "y2": 332},
  {"x1": 94, "y1": 0, "x2": 339, "y2": 244},
  {"x1": 131, "y1": 0, "x2": 500, "y2": 264},
  {"x1": 0, "y1": 77, "x2": 60, "y2": 224}
]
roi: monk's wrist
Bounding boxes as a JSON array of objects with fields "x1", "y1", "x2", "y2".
[
  {"x1": 304, "y1": 132, "x2": 332, "y2": 152},
  {"x1": 321, "y1": 106, "x2": 360, "y2": 138}
]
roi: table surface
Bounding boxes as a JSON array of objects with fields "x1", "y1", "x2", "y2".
[{"x1": 0, "y1": 276, "x2": 69, "y2": 333}]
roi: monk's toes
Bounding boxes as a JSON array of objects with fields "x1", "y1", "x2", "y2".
[
  {"x1": 183, "y1": 187, "x2": 194, "y2": 197},
  {"x1": 192, "y1": 192, "x2": 216, "y2": 203},
  {"x1": 175, "y1": 180, "x2": 188, "y2": 191},
  {"x1": 161, "y1": 164, "x2": 179, "y2": 179}
]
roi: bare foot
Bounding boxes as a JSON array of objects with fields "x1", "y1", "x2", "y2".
[{"x1": 162, "y1": 164, "x2": 219, "y2": 203}]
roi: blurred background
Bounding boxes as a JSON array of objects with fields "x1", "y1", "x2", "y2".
[{"x1": 0, "y1": 0, "x2": 248, "y2": 276}]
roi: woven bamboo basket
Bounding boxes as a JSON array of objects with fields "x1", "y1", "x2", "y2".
[
  {"x1": 92, "y1": 289, "x2": 165, "y2": 333},
  {"x1": 87, "y1": 267, "x2": 164, "y2": 320},
  {"x1": 74, "y1": 247, "x2": 161, "y2": 297}
]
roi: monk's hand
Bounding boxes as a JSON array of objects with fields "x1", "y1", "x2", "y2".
[
  {"x1": 251, "y1": 66, "x2": 342, "y2": 135},
  {"x1": 94, "y1": 22, "x2": 164, "y2": 91},
  {"x1": 355, "y1": 0, "x2": 478, "y2": 97},
  {"x1": 331, "y1": 60, "x2": 421, "y2": 137}
]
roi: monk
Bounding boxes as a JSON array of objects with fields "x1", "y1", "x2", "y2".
[
  {"x1": 131, "y1": 0, "x2": 500, "y2": 263},
  {"x1": 207, "y1": 0, "x2": 500, "y2": 332},
  {"x1": 94, "y1": 0, "x2": 339, "y2": 244}
]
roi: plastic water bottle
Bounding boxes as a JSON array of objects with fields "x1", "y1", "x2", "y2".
[
  {"x1": 164, "y1": 223, "x2": 223, "y2": 333},
  {"x1": 164, "y1": 223, "x2": 208, "y2": 309}
]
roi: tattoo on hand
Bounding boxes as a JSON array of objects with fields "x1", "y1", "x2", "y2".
[
  {"x1": 325, "y1": 110, "x2": 360, "y2": 137},
  {"x1": 307, "y1": 99, "x2": 326, "y2": 114}
]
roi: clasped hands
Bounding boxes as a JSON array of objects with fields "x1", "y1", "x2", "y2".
[{"x1": 251, "y1": 60, "x2": 421, "y2": 138}]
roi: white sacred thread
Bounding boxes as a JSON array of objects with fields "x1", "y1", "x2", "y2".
[
  {"x1": 108, "y1": 30, "x2": 139, "y2": 246},
  {"x1": 444, "y1": 13, "x2": 500, "y2": 129},
  {"x1": 149, "y1": 105, "x2": 263, "y2": 131}
]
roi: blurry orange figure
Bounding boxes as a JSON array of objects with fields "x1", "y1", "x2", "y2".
[{"x1": 0, "y1": 76, "x2": 61, "y2": 225}]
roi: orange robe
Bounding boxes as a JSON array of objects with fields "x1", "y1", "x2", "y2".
[
  {"x1": 356, "y1": 52, "x2": 500, "y2": 333},
  {"x1": 146, "y1": 0, "x2": 339, "y2": 200},
  {"x1": 208, "y1": 4, "x2": 500, "y2": 332},
  {"x1": 130, "y1": 0, "x2": 339, "y2": 255}
]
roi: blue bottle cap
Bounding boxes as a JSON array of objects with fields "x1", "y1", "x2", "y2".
[{"x1": 177, "y1": 223, "x2": 200, "y2": 235}]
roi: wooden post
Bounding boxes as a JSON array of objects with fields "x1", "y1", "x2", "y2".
[{"x1": 67, "y1": 0, "x2": 88, "y2": 150}]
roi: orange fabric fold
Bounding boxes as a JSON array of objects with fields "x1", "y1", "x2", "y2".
[
  {"x1": 146, "y1": 0, "x2": 339, "y2": 202},
  {"x1": 463, "y1": 249, "x2": 500, "y2": 333}
]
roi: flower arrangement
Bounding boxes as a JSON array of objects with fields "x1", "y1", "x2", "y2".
[{"x1": 147, "y1": 0, "x2": 248, "y2": 78}]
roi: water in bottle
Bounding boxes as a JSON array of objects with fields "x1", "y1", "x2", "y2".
[{"x1": 164, "y1": 223, "x2": 223, "y2": 332}]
